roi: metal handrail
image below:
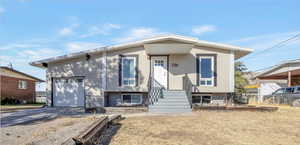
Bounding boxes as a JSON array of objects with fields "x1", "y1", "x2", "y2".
[
  {"x1": 182, "y1": 74, "x2": 194, "y2": 108},
  {"x1": 148, "y1": 75, "x2": 163, "y2": 105}
]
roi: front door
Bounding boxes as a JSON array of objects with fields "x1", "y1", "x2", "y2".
[{"x1": 151, "y1": 56, "x2": 168, "y2": 89}]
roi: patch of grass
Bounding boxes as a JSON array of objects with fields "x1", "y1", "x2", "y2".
[{"x1": 1, "y1": 104, "x2": 43, "y2": 109}]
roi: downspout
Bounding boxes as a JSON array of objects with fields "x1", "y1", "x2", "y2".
[
  {"x1": 102, "y1": 47, "x2": 108, "y2": 106},
  {"x1": 104, "y1": 48, "x2": 108, "y2": 91}
]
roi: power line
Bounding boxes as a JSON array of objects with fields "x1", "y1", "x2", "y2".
[{"x1": 244, "y1": 33, "x2": 300, "y2": 59}]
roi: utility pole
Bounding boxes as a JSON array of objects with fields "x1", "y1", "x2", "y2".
[{"x1": 8, "y1": 62, "x2": 13, "y2": 69}]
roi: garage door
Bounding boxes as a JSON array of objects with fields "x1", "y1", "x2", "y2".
[{"x1": 53, "y1": 77, "x2": 84, "y2": 107}]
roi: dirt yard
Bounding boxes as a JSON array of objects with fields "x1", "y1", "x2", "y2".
[
  {"x1": 0, "y1": 116, "x2": 98, "y2": 145},
  {"x1": 108, "y1": 107, "x2": 300, "y2": 145}
]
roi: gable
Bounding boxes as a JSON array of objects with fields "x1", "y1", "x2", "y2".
[
  {"x1": 0, "y1": 68, "x2": 36, "y2": 81},
  {"x1": 0, "y1": 67, "x2": 44, "y2": 82}
]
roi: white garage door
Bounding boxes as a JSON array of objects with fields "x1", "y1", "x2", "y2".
[{"x1": 53, "y1": 77, "x2": 84, "y2": 107}]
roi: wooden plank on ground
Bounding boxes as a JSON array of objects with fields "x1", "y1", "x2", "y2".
[
  {"x1": 61, "y1": 114, "x2": 123, "y2": 145},
  {"x1": 72, "y1": 116, "x2": 108, "y2": 145}
]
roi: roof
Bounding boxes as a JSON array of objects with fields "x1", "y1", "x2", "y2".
[
  {"x1": 254, "y1": 59, "x2": 300, "y2": 78},
  {"x1": 30, "y1": 34, "x2": 253, "y2": 68},
  {"x1": 0, "y1": 66, "x2": 45, "y2": 82}
]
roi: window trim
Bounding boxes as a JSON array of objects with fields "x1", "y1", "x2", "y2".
[
  {"x1": 121, "y1": 93, "x2": 143, "y2": 105},
  {"x1": 18, "y1": 80, "x2": 27, "y2": 89},
  {"x1": 196, "y1": 54, "x2": 217, "y2": 86},
  {"x1": 119, "y1": 55, "x2": 139, "y2": 87}
]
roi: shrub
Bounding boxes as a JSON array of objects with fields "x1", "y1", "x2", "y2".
[{"x1": 0, "y1": 98, "x2": 22, "y2": 105}]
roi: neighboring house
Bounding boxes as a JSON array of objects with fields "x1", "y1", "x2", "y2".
[
  {"x1": 244, "y1": 72, "x2": 287, "y2": 103},
  {"x1": 253, "y1": 59, "x2": 300, "y2": 102},
  {"x1": 0, "y1": 66, "x2": 44, "y2": 103},
  {"x1": 30, "y1": 34, "x2": 252, "y2": 112}
]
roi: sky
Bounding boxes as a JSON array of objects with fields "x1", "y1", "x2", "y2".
[{"x1": 0, "y1": 0, "x2": 300, "y2": 91}]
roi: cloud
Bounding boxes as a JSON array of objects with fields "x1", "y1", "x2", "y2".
[
  {"x1": 80, "y1": 23, "x2": 121, "y2": 38},
  {"x1": 58, "y1": 23, "x2": 80, "y2": 36},
  {"x1": 18, "y1": 48, "x2": 63, "y2": 60},
  {"x1": 59, "y1": 28, "x2": 73, "y2": 36},
  {"x1": 65, "y1": 42, "x2": 103, "y2": 53},
  {"x1": 114, "y1": 27, "x2": 161, "y2": 43},
  {"x1": 0, "y1": 7, "x2": 5, "y2": 15},
  {"x1": 192, "y1": 25, "x2": 216, "y2": 35},
  {"x1": 0, "y1": 43, "x2": 41, "y2": 50},
  {"x1": 18, "y1": 0, "x2": 31, "y2": 2}
]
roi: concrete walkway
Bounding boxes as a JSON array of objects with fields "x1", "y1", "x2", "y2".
[{"x1": 0, "y1": 107, "x2": 86, "y2": 127}]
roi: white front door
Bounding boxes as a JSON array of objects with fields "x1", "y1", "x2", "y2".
[{"x1": 151, "y1": 56, "x2": 168, "y2": 89}]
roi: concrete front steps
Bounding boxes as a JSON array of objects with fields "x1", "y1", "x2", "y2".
[{"x1": 149, "y1": 90, "x2": 192, "y2": 113}]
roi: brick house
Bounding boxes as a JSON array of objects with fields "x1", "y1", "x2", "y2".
[{"x1": 0, "y1": 66, "x2": 44, "y2": 103}]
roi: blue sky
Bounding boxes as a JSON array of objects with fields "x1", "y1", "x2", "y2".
[{"x1": 0, "y1": 0, "x2": 300, "y2": 90}]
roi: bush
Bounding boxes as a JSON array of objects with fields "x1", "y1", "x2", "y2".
[{"x1": 0, "y1": 98, "x2": 22, "y2": 105}]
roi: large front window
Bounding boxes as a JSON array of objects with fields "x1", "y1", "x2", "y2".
[
  {"x1": 121, "y1": 56, "x2": 137, "y2": 86},
  {"x1": 198, "y1": 56, "x2": 214, "y2": 86}
]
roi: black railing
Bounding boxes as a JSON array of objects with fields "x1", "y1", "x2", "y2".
[
  {"x1": 182, "y1": 74, "x2": 195, "y2": 108},
  {"x1": 148, "y1": 75, "x2": 164, "y2": 105}
]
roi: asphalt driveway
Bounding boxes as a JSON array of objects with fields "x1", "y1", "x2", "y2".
[{"x1": 0, "y1": 107, "x2": 86, "y2": 127}]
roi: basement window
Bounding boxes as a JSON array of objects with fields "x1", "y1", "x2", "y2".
[
  {"x1": 121, "y1": 94, "x2": 143, "y2": 105},
  {"x1": 192, "y1": 95, "x2": 211, "y2": 104},
  {"x1": 18, "y1": 80, "x2": 27, "y2": 89}
]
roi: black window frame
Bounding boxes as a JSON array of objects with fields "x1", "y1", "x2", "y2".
[
  {"x1": 119, "y1": 55, "x2": 139, "y2": 87},
  {"x1": 196, "y1": 54, "x2": 217, "y2": 87}
]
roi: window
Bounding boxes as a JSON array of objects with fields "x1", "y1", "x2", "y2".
[
  {"x1": 285, "y1": 87, "x2": 294, "y2": 93},
  {"x1": 18, "y1": 80, "x2": 27, "y2": 89},
  {"x1": 154, "y1": 60, "x2": 164, "y2": 67},
  {"x1": 273, "y1": 88, "x2": 284, "y2": 94},
  {"x1": 192, "y1": 96, "x2": 201, "y2": 103},
  {"x1": 121, "y1": 94, "x2": 142, "y2": 104},
  {"x1": 198, "y1": 56, "x2": 214, "y2": 86},
  {"x1": 296, "y1": 87, "x2": 300, "y2": 92},
  {"x1": 192, "y1": 95, "x2": 212, "y2": 104},
  {"x1": 121, "y1": 56, "x2": 137, "y2": 86},
  {"x1": 202, "y1": 96, "x2": 211, "y2": 104}
]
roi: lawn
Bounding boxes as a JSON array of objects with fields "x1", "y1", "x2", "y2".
[
  {"x1": 1, "y1": 104, "x2": 44, "y2": 112},
  {"x1": 109, "y1": 107, "x2": 300, "y2": 145}
]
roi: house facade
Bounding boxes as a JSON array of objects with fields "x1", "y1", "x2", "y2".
[
  {"x1": 31, "y1": 35, "x2": 252, "y2": 110},
  {"x1": 254, "y1": 59, "x2": 300, "y2": 102},
  {"x1": 0, "y1": 66, "x2": 44, "y2": 103}
]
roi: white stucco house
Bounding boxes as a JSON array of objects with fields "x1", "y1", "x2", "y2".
[{"x1": 30, "y1": 34, "x2": 252, "y2": 113}]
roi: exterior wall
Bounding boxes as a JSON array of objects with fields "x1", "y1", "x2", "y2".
[
  {"x1": 0, "y1": 75, "x2": 36, "y2": 102},
  {"x1": 106, "y1": 46, "x2": 150, "y2": 92},
  {"x1": 106, "y1": 92, "x2": 148, "y2": 107},
  {"x1": 169, "y1": 46, "x2": 233, "y2": 93},
  {"x1": 46, "y1": 53, "x2": 105, "y2": 108},
  {"x1": 106, "y1": 44, "x2": 233, "y2": 93}
]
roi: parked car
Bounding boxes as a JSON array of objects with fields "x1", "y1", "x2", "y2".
[{"x1": 263, "y1": 86, "x2": 300, "y2": 107}]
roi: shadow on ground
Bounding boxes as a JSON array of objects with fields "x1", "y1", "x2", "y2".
[
  {"x1": 0, "y1": 107, "x2": 88, "y2": 127},
  {"x1": 97, "y1": 123, "x2": 121, "y2": 145}
]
